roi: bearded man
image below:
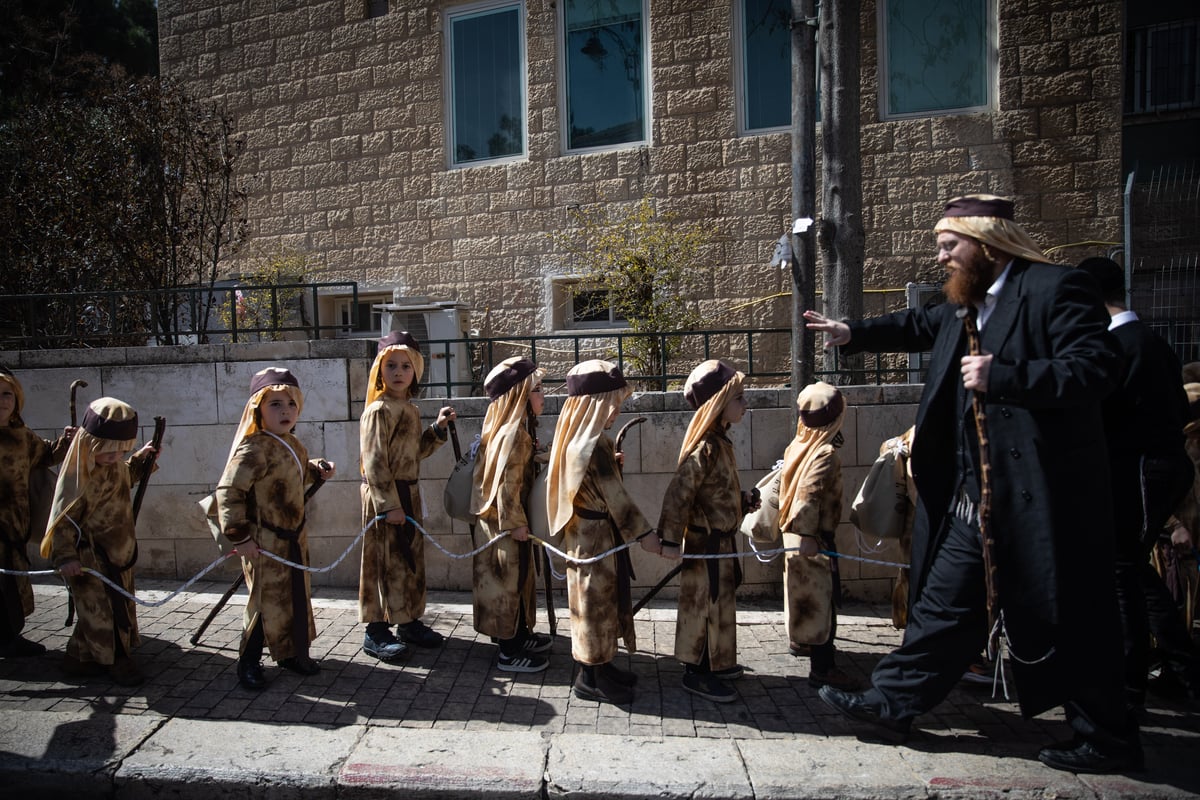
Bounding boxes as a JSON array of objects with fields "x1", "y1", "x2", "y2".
[{"x1": 805, "y1": 195, "x2": 1140, "y2": 774}]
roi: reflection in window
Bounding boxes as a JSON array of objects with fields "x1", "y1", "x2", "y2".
[
  {"x1": 449, "y1": 3, "x2": 525, "y2": 166},
  {"x1": 564, "y1": 0, "x2": 646, "y2": 150},
  {"x1": 739, "y1": 0, "x2": 793, "y2": 132},
  {"x1": 568, "y1": 287, "x2": 626, "y2": 328},
  {"x1": 883, "y1": 0, "x2": 990, "y2": 117}
]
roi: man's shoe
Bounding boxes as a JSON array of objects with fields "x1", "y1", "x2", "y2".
[
  {"x1": 109, "y1": 657, "x2": 145, "y2": 687},
  {"x1": 573, "y1": 668, "x2": 634, "y2": 705},
  {"x1": 279, "y1": 655, "x2": 321, "y2": 675},
  {"x1": 682, "y1": 670, "x2": 737, "y2": 704},
  {"x1": 397, "y1": 619, "x2": 445, "y2": 648},
  {"x1": 237, "y1": 660, "x2": 267, "y2": 690},
  {"x1": 363, "y1": 628, "x2": 407, "y2": 662},
  {"x1": 497, "y1": 653, "x2": 549, "y2": 673},
  {"x1": 818, "y1": 685, "x2": 910, "y2": 743},
  {"x1": 712, "y1": 664, "x2": 744, "y2": 681},
  {"x1": 809, "y1": 666, "x2": 862, "y2": 691},
  {"x1": 0, "y1": 635, "x2": 46, "y2": 658},
  {"x1": 1037, "y1": 739, "x2": 1144, "y2": 774},
  {"x1": 600, "y1": 661, "x2": 638, "y2": 686}
]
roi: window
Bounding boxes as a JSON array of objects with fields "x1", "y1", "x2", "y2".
[
  {"x1": 563, "y1": 0, "x2": 647, "y2": 151},
  {"x1": 1126, "y1": 20, "x2": 1200, "y2": 114},
  {"x1": 336, "y1": 295, "x2": 388, "y2": 336},
  {"x1": 737, "y1": 0, "x2": 793, "y2": 133},
  {"x1": 365, "y1": 0, "x2": 388, "y2": 19},
  {"x1": 448, "y1": 2, "x2": 526, "y2": 166},
  {"x1": 880, "y1": 0, "x2": 992, "y2": 118},
  {"x1": 551, "y1": 280, "x2": 628, "y2": 330}
]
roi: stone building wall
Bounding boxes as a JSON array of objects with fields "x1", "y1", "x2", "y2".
[
  {"x1": 9, "y1": 342, "x2": 919, "y2": 603},
  {"x1": 157, "y1": 0, "x2": 1125, "y2": 343}
]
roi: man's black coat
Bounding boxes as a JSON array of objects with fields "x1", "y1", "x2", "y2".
[{"x1": 845, "y1": 259, "x2": 1122, "y2": 718}]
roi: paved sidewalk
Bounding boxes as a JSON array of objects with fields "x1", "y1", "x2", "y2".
[{"x1": 1, "y1": 579, "x2": 1197, "y2": 798}]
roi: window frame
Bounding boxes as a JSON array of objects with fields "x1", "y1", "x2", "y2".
[
  {"x1": 877, "y1": 0, "x2": 997, "y2": 121},
  {"x1": 549, "y1": 277, "x2": 629, "y2": 331},
  {"x1": 558, "y1": 0, "x2": 651, "y2": 154},
  {"x1": 445, "y1": 0, "x2": 528, "y2": 169}
]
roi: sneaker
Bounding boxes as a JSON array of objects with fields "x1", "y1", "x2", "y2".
[
  {"x1": 363, "y1": 627, "x2": 407, "y2": 662},
  {"x1": 682, "y1": 670, "x2": 737, "y2": 703},
  {"x1": 397, "y1": 619, "x2": 445, "y2": 648},
  {"x1": 712, "y1": 664, "x2": 744, "y2": 681},
  {"x1": 518, "y1": 632, "x2": 554, "y2": 654},
  {"x1": 573, "y1": 667, "x2": 634, "y2": 705},
  {"x1": 961, "y1": 660, "x2": 995, "y2": 685},
  {"x1": 497, "y1": 653, "x2": 549, "y2": 673},
  {"x1": 808, "y1": 666, "x2": 862, "y2": 691},
  {"x1": 0, "y1": 635, "x2": 46, "y2": 658}
]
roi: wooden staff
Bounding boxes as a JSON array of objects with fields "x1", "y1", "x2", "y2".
[{"x1": 957, "y1": 306, "x2": 1001, "y2": 654}]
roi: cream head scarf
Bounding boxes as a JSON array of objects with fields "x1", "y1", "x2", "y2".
[
  {"x1": 366, "y1": 330, "x2": 425, "y2": 406},
  {"x1": 677, "y1": 360, "x2": 744, "y2": 467},
  {"x1": 1185, "y1": 382, "x2": 1200, "y2": 437},
  {"x1": 777, "y1": 382, "x2": 845, "y2": 531},
  {"x1": 471, "y1": 357, "x2": 544, "y2": 516},
  {"x1": 1183, "y1": 362, "x2": 1200, "y2": 386},
  {"x1": 0, "y1": 367, "x2": 26, "y2": 427},
  {"x1": 545, "y1": 360, "x2": 630, "y2": 536},
  {"x1": 225, "y1": 367, "x2": 304, "y2": 465},
  {"x1": 934, "y1": 194, "x2": 1046, "y2": 265},
  {"x1": 40, "y1": 397, "x2": 139, "y2": 557}
]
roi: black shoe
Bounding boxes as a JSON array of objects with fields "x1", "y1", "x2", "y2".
[
  {"x1": 712, "y1": 664, "x2": 744, "y2": 681},
  {"x1": 809, "y1": 666, "x2": 862, "y2": 691},
  {"x1": 109, "y1": 657, "x2": 145, "y2": 687},
  {"x1": 497, "y1": 652, "x2": 549, "y2": 673},
  {"x1": 818, "y1": 685, "x2": 910, "y2": 743},
  {"x1": 363, "y1": 627, "x2": 407, "y2": 662},
  {"x1": 0, "y1": 635, "x2": 46, "y2": 658},
  {"x1": 682, "y1": 670, "x2": 737, "y2": 703},
  {"x1": 519, "y1": 632, "x2": 554, "y2": 655},
  {"x1": 599, "y1": 661, "x2": 638, "y2": 686},
  {"x1": 397, "y1": 619, "x2": 445, "y2": 648},
  {"x1": 237, "y1": 660, "x2": 267, "y2": 690},
  {"x1": 573, "y1": 667, "x2": 634, "y2": 705},
  {"x1": 279, "y1": 655, "x2": 321, "y2": 675},
  {"x1": 1037, "y1": 738, "x2": 1144, "y2": 774}
]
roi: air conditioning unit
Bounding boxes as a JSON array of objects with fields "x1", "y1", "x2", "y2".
[{"x1": 376, "y1": 292, "x2": 472, "y2": 398}]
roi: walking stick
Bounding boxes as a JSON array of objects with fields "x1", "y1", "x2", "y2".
[
  {"x1": 63, "y1": 380, "x2": 88, "y2": 626},
  {"x1": 189, "y1": 460, "x2": 330, "y2": 646},
  {"x1": 957, "y1": 307, "x2": 1001, "y2": 657}
]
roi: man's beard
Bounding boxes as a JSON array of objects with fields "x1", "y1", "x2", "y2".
[{"x1": 943, "y1": 249, "x2": 994, "y2": 306}]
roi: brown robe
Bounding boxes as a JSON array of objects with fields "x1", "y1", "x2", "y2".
[
  {"x1": 563, "y1": 435, "x2": 649, "y2": 665},
  {"x1": 216, "y1": 431, "x2": 321, "y2": 662},
  {"x1": 472, "y1": 426, "x2": 538, "y2": 639},
  {"x1": 0, "y1": 427, "x2": 68, "y2": 624},
  {"x1": 781, "y1": 443, "x2": 842, "y2": 646},
  {"x1": 49, "y1": 451, "x2": 152, "y2": 666},
  {"x1": 358, "y1": 395, "x2": 446, "y2": 624},
  {"x1": 657, "y1": 429, "x2": 743, "y2": 671}
]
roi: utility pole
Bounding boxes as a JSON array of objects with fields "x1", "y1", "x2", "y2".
[{"x1": 789, "y1": 0, "x2": 818, "y2": 398}]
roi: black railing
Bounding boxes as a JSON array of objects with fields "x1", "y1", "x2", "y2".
[{"x1": 0, "y1": 282, "x2": 359, "y2": 348}]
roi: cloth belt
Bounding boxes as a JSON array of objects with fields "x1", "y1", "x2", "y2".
[
  {"x1": 391, "y1": 479, "x2": 420, "y2": 572},
  {"x1": 258, "y1": 516, "x2": 310, "y2": 651},
  {"x1": 688, "y1": 524, "x2": 742, "y2": 602},
  {"x1": 572, "y1": 505, "x2": 635, "y2": 617}
]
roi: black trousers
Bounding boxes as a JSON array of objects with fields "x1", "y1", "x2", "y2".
[{"x1": 865, "y1": 514, "x2": 1134, "y2": 747}]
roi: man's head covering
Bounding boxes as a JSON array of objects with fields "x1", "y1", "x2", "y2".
[
  {"x1": 545, "y1": 360, "x2": 631, "y2": 535},
  {"x1": 367, "y1": 330, "x2": 424, "y2": 405},
  {"x1": 677, "y1": 359, "x2": 745, "y2": 466},
  {"x1": 1182, "y1": 362, "x2": 1200, "y2": 385},
  {"x1": 227, "y1": 367, "x2": 305, "y2": 464},
  {"x1": 0, "y1": 366, "x2": 26, "y2": 427},
  {"x1": 934, "y1": 194, "x2": 1046, "y2": 265},
  {"x1": 1076, "y1": 256, "x2": 1125, "y2": 305},
  {"x1": 472, "y1": 357, "x2": 545, "y2": 515},
  {"x1": 778, "y1": 382, "x2": 846, "y2": 531},
  {"x1": 41, "y1": 397, "x2": 140, "y2": 558},
  {"x1": 1185, "y1": 382, "x2": 1200, "y2": 437}
]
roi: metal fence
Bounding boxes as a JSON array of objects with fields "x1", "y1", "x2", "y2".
[
  {"x1": 1125, "y1": 161, "x2": 1200, "y2": 365},
  {"x1": 0, "y1": 282, "x2": 359, "y2": 348}
]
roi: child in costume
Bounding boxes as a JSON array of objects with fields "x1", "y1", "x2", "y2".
[
  {"x1": 470, "y1": 356, "x2": 553, "y2": 673},
  {"x1": 655, "y1": 359, "x2": 755, "y2": 704},
  {"x1": 42, "y1": 397, "x2": 156, "y2": 685},
  {"x1": 775, "y1": 381, "x2": 859, "y2": 691},
  {"x1": 215, "y1": 367, "x2": 336, "y2": 690},
  {"x1": 0, "y1": 367, "x2": 72, "y2": 658},
  {"x1": 358, "y1": 331, "x2": 455, "y2": 660},
  {"x1": 546, "y1": 359, "x2": 653, "y2": 705}
]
